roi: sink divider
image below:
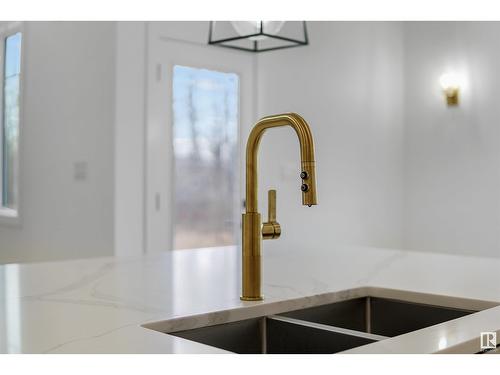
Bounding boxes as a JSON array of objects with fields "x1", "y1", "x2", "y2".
[
  {"x1": 267, "y1": 315, "x2": 389, "y2": 342},
  {"x1": 365, "y1": 296, "x2": 372, "y2": 334},
  {"x1": 260, "y1": 317, "x2": 267, "y2": 354}
]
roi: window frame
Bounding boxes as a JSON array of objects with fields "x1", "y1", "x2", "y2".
[{"x1": 0, "y1": 21, "x2": 24, "y2": 225}]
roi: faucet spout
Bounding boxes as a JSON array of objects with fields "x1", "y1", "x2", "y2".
[
  {"x1": 245, "y1": 113, "x2": 317, "y2": 213},
  {"x1": 241, "y1": 113, "x2": 317, "y2": 301}
]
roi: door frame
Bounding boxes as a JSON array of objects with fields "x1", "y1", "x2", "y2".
[{"x1": 146, "y1": 26, "x2": 256, "y2": 253}]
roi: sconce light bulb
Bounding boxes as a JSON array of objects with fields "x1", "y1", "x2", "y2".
[
  {"x1": 231, "y1": 21, "x2": 285, "y2": 41},
  {"x1": 439, "y1": 73, "x2": 460, "y2": 90}
]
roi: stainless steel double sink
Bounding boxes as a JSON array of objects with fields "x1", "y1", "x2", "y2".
[{"x1": 165, "y1": 296, "x2": 480, "y2": 354}]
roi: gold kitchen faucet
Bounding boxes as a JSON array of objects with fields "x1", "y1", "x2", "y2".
[{"x1": 241, "y1": 113, "x2": 317, "y2": 301}]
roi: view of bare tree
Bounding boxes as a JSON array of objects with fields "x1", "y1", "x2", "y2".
[{"x1": 172, "y1": 66, "x2": 239, "y2": 249}]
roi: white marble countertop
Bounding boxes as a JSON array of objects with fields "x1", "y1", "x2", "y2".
[{"x1": 1, "y1": 244, "x2": 500, "y2": 354}]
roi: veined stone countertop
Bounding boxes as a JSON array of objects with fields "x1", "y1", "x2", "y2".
[{"x1": 1, "y1": 244, "x2": 500, "y2": 354}]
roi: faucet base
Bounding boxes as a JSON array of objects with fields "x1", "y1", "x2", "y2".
[{"x1": 240, "y1": 296, "x2": 264, "y2": 301}]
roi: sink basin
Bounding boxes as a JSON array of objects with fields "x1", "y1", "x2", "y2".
[
  {"x1": 170, "y1": 315, "x2": 383, "y2": 354},
  {"x1": 279, "y1": 297, "x2": 476, "y2": 337},
  {"x1": 144, "y1": 291, "x2": 490, "y2": 354}
]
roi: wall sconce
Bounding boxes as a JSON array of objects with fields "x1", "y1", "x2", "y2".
[{"x1": 439, "y1": 73, "x2": 460, "y2": 106}]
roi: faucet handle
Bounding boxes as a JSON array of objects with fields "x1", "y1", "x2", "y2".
[
  {"x1": 268, "y1": 189, "x2": 277, "y2": 222},
  {"x1": 262, "y1": 189, "x2": 281, "y2": 240}
]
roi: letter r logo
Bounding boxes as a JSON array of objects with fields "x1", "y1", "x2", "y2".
[{"x1": 481, "y1": 332, "x2": 497, "y2": 350}]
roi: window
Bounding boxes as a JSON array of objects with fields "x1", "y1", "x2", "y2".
[
  {"x1": 0, "y1": 31, "x2": 22, "y2": 215},
  {"x1": 172, "y1": 65, "x2": 239, "y2": 249}
]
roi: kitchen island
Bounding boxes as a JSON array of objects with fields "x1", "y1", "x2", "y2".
[{"x1": 1, "y1": 244, "x2": 499, "y2": 353}]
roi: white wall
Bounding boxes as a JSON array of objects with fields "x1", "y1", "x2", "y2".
[
  {"x1": 114, "y1": 22, "x2": 147, "y2": 257},
  {"x1": 402, "y1": 22, "x2": 500, "y2": 256},
  {"x1": 0, "y1": 22, "x2": 116, "y2": 263},
  {"x1": 256, "y1": 22, "x2": 405, "y2": 251}
]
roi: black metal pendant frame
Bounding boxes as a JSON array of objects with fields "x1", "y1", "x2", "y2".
[{"x1": 208, "y1": 21, "x2": 309, "y2": 53}]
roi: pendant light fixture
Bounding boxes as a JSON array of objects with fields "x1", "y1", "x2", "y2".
[{"x1": 208, "y1": 21, "x2": 309, "y2": 53}]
